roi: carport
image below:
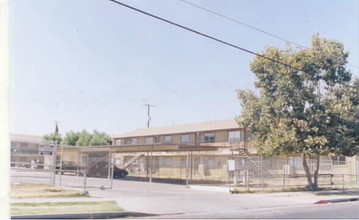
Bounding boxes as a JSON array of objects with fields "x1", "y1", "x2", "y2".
[{"x1": 56, "y1": 143, "x2": 222, "y2": 188}]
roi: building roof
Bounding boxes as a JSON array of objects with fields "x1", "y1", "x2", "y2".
[
  {"x1": 64, "y1": 144, "x2": 221, "y2": 153},
  {"x1": 10, "y1": 134, "x2": 43, "y2": 144},
  {"x1": 112, "y1": 119, "x2": 241, "y2": 138}
]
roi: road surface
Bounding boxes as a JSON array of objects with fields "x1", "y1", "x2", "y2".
[{"x1": 11, "y1": 169, "x2": 359, "y2": 219}]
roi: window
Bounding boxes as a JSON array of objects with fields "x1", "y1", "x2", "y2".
[
  {"x1": 115, "y1": 139, "x2": 123, "y2": 145},
  {"x1": 332, "y1": 156, "x2": 346, "y2": 165},
  {"x1": 288, "y1": 156, "x2": 303, "y2": 169},
  {"x1": 146, "y1": 137, "x2": 154, "y2": 144},
  {"x1": 159, "y1": 157, "x2": 172, "y2": 166},
  {"x1": 164, "y1": 157, "x2": 172, "y2": 166},
  {"x1": 126, "y1": 138, "x2": 137, "y2": 145},
  {"x1": 206, "y1": 158, "x2": 215, "y2": 169},
  {"x1": 181, "y1": 134, "x2": 190, "y2": 143},
  {"x1": 203, "y1": 132, "x2": 215, "y2": 143},
  {"x1": 245, "y1": 131, "x2": 252, "y2": 141},
  {"x1": 228, "y1": 131, "x2": 240, "y2": 142},
  {"x1": 164, "y1": 135, "x2": 172, "y2": 143}
]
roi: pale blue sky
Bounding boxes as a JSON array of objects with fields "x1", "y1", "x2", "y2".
[{"x1": 10, "y1": 0, "x2": 358, "y2": 136}]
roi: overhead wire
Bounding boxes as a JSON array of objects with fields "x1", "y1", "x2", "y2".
[
  {"x1": 179, "y1": 0, "x2": 359, "y2": 70},
  {"x1": 180, "y1": 0, "x2": 304, "y2": 49},
  {"x1": 107, "y1": 0, "x2": 302, "y2": 72},
  {"x1": 106, "y1": 0, "x2": 358, "y2": 87}
]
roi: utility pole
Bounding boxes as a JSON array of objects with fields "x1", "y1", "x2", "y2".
[
  {"x1": 144, "y1": 104, "x2": 155, "y2": 128},
  {"x1": 53, "y1": 120, "x2": 59, "y2": 134}
]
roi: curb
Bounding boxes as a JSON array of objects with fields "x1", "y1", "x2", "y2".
[
  {"x1": 314, "y1": 197, "x2": 359, "y2": 204},
  {"x1": 188, "y1": 185, "x2": 231, "y2": 192},
  {"x1": 11, "y1": 211, "x2": 157, "y2": 219}
]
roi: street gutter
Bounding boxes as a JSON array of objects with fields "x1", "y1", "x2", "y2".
[
  {"x1": 314, "y1": 197, "x2": 359, "y2": 204},
  {"x1": 12, "y1": 211, "x2": 157, "y2": 219}
]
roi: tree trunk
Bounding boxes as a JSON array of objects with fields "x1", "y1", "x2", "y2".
[
  {"x1": 313, "y1": 154, "x2": 320, "y2": 189},
  {"x1": 302, "y1": 154, "x2": 314, "y2": 190},
  {"x1": 302, "y1": 154, "x2": 320, "y2": 191}
]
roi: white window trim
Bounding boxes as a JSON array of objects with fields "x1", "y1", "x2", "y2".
[
  {"x1": 331, "y1": 156, "x2": 346, "y2": 166},
  {"x1": 203, "y1": 132, "x2": 215, "y2": 143},
  {"x1": 181, "y1": 134, "x2": 191, "y2": 143},
  {"x1": 228, "y1": 130, "x2": 240, "y2": 142},
  {"x1": 164, "y1": 135, "x2": 172, "y2": 143},
  {"x1": 146, "y1": 136, "x2": 154, "y2": 144}
]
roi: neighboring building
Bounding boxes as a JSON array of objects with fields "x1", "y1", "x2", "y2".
[{"x1": 11, "y1": 134, "x2": 44, "y2": 167}]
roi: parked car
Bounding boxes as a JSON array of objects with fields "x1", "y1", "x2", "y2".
[
  {"x1": 87, "y1": 161, "x2": 128, "y2": 178},
  {"x1": 113, "y1": 166, "x2": 129, "y2": 178},
  {"x1": 55, "y1": 161, "x2": 79, "y2": 174}
]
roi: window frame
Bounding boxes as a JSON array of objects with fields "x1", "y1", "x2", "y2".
[
  {"x1": 115, "y1": 139, "x2": 124, "y2": 145},
  {"x1": 145, "y1": 136, "x2": 155, "y2": 144},
  {"x1": 331, "y1": 156, "x2": 346, "y2": 166},
  {"x1": 228, "y1": 130, "x2": 240, "y2": 142},
  {"x1": 126, "y1": 138, "x2": 138, "y2": 145},
  {"x1": 181, "y1": 134, "x2": 191, "y2": 143},
  {"x1": 203, "y1": 132, "x2": 215, "y2": 143},
  {"x1": 164, "y1": 135, "x2": 172, "y2": 144}
]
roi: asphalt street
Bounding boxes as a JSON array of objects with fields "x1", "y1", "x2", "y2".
[
  {"x1": 11, "y1": 169, "x2": 359, "y2": 219},
  {"x1": 152, "y1": 201, "x2": 359, "y2": 219}
]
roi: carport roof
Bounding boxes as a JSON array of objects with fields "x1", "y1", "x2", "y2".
[{"x1": 60, "y1": 144, "x2": 222, "y2": 153}]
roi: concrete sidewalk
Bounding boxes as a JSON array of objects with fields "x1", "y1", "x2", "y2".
[{"x1": 11, "y1": 197, "x2": 115, "y2": 203}]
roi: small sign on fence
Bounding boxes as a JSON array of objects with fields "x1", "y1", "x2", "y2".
[
  {"x1": 228, "y1": 159, "x2": 235, "y2": 171},
  {"x1": 39, "y1": 144, "x2": 54, "y2": 155}
]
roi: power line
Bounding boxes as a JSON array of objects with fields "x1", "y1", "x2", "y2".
[
  {"x1": 107, "y1": 0, "x2": 302, "y2": 72},
  {"x1": 180, "y1": 0, "x2": 359, "y2": 70},
  {"x1": 180, "y1": 0, "x2": 304, "y2": 49}
]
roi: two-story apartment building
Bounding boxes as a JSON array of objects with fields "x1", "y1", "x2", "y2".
[
  {"x1": 111, "y1": 119, "x2": 250, "y2": 180},
  {"x1": 111, "y1": 119, "x2": 358, "y2": 184},
  {"x1": 112, "y1": 119, "x2": 251, "y2": 148}
]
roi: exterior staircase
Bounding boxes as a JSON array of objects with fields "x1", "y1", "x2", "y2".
[
  {"x1": 122, "y1": 153, "x2": 145, "y2": 169},
  {"x1": 87, "y1": 154, "x2": 109, "y2": 168},
  {"x1": 237, "y1": 149, "x2": 271, "y2": 177}
]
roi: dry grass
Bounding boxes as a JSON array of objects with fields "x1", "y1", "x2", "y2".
[
  {"x1": 11, "y1": 183, "x2": 88, "y2": 199},
  {"x1": 11, "y1": 201, "x2": 124, "y2": 216}
]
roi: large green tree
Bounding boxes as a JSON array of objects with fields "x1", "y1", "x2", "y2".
[
  {"x1": 43, "y1": 133, "x2": 62, "y2": 144},
  {"x1": 237, "y1": 35, "x2": 359, "y2": 190},
  {"x1": 61, "y1": 131, "x2": 80, "y2": 146},
  {"x1": 61, "y1": 130, "x2": 112, "y2": 146},
  {"x1": 88, "y1": 130, "x2": 112, "y2": 146},
  {"x1": 75, "y1": 130, "x2": 93, "y2": 146}
]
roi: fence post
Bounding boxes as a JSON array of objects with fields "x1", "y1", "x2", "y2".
[
  {"x1": 149, "y1": 149, "x2": 153, "y2": 183},
  {"x1": 51, "y1": 143, "x2": 57, "y2": 186},
  {"x1": 110, "y1": 152, "x2": 114, "y2": 189},
  {"x1": 282, "y1": 164, "x2": 286, "y2": 189},
  {"x1": 59, "y1": 147, "x2": 64, "y2": 186},
  {"x1": 49, "y1": 169, "x2": 53, "y2": 186},
  {"x1": 77, "y1": 152, "x2": 80, "y2": 176},
  {"x1": 83, "y1": 171, "x2": 88, "y2": 194},
  {"x1": 107, "y1": 151, "x2": 111, "y2": 179},
  {"x1": 246, "y1": 171, "x2": 250, "y2": 190},
  {"x1": 186, "y1": 152, "x2": 189, "y2": 186}
]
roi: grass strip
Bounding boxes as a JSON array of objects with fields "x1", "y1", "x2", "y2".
[
  {"x1": 11, "y1": 183, "x2": 89, "y2": 199},
  {"x1": 12, "y1": 201, "x2": 124, "y2": 216}
]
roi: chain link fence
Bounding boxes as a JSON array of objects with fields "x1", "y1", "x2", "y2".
[{"x1": 12, "y1": 147, "x2": 358, "y2": 192}]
